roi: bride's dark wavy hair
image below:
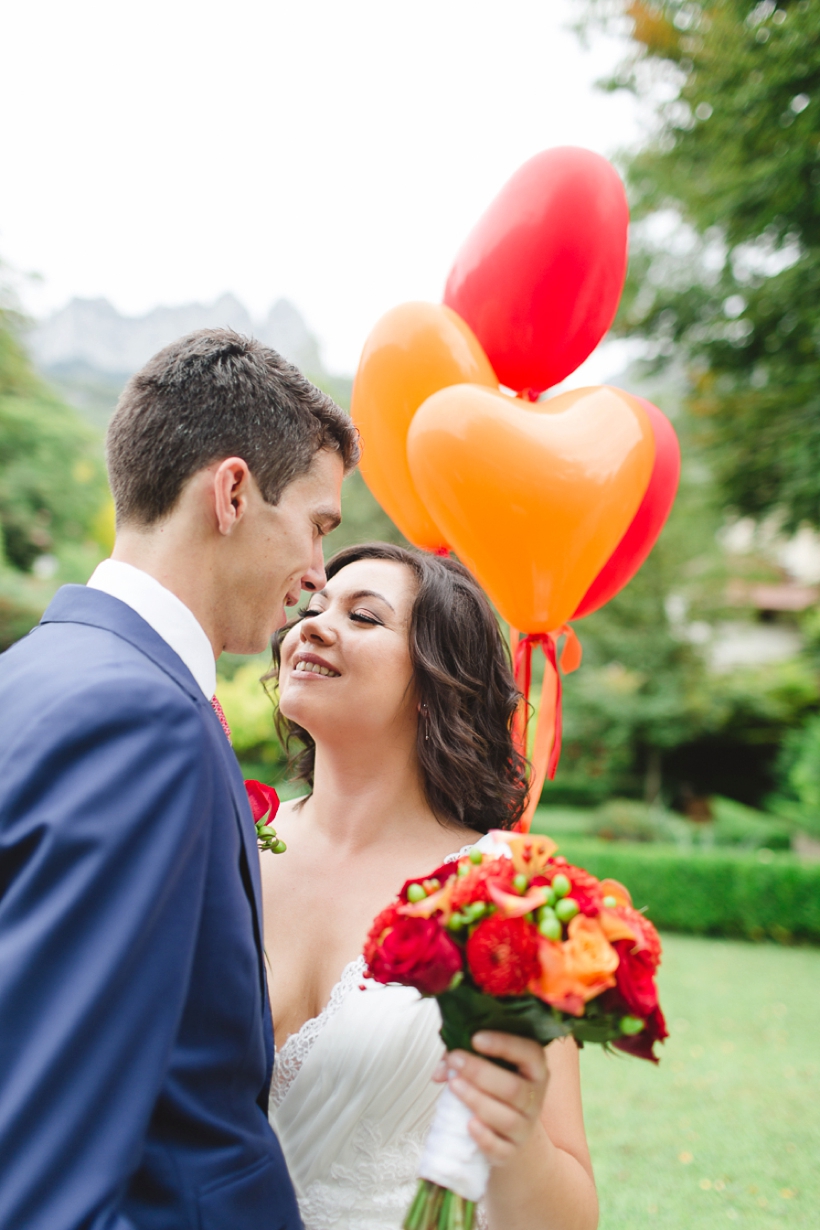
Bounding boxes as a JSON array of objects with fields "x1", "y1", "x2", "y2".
[{"x1": 267, "y1": 542, "x2": 528, "y2": 833}]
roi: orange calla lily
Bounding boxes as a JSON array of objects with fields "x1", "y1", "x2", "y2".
[
  {"x1": 599, "y1": 878, "x2": 633, "y2": 908},
  {"x1": 487, "y1": 882, "x2": 549, "y2": 919},
  {"x1": 599, "y1": 908, "x2": 638, "y2": 945},
  {"x1": 398, "y1": 879, "x2": 455, "y2": 920}
]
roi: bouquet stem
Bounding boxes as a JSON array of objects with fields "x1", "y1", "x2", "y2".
[{"x1": 404, "y1": 1180, "x2": 475, "y2": 1230}]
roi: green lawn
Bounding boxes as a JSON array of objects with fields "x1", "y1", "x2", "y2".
[{"x1": 579, "y1": 934, "x2": 820, "y2": 1229}]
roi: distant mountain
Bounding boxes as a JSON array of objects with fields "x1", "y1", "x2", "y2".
[
  {"x1": 28, "y1": 293, "x2": 324, "y2": 375},
  {"x1": 27, "y1": 294, "x2": 348, "y2": 428}
]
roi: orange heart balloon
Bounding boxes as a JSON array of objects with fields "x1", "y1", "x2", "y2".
[
  {"x1": 351, "y1": 302, "x2": 498, "y2": 549},
  {"x1": 407, "y1": 384, "x2": 655, "y2": 631}
]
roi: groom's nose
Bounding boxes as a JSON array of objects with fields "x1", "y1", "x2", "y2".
[{"x1": 300, "y1": 539, "x2": 328, "y2": 594}]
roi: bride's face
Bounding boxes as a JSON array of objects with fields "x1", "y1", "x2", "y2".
[{"x1": 277, "y1": 558, "x2": 418, "y2": 743}]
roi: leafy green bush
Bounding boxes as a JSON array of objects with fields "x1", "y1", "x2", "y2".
[
  {"x1": 707, "y1": 795, "x2": 792, "y2": 851},
  {"x1": 770, "y1": 714, "x2": 820, "y2": 839},
  {"x1": 529, "y1": 833, "x2": 820, "y2": 944},
  {"x1": 589, "y1": 798, "x2": 692, "y2": 844}
]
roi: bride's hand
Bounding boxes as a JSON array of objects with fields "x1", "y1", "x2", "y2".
[{"x1": 433, "y1": 1032, "x2": 548, "y2": 1165}]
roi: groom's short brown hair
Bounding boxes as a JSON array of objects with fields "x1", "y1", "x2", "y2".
[{"x1": 106, "y1": 328, "x2": 360, "y2": 526}]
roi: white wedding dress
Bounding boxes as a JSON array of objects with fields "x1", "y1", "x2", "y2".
[{"x1": 269, "y1": 848, "x2": 489, "y2": 1230}]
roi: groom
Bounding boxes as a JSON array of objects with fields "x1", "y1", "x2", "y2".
[{"x1": 0, "y1": 329, "x2": 359, "y2": 1229}]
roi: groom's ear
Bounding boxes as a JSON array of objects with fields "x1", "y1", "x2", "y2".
[{"x1": 213, "y1": 457, "x2": 252, "y2": 536}]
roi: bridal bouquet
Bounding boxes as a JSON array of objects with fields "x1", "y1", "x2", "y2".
[{"x1": 363, "y1": 831, "x2": 667, "y2": 1230}]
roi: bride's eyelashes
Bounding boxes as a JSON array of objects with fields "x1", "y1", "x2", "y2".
[
  {"x1": 350, "y1": 610, "x2": 382, "y2": 626},
  {"x1": 295, "y1": 605, "x2": 382, "y2": 626}
]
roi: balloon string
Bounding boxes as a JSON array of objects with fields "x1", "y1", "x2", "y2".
[{"x1": 510, "y1": 627, "x2": 582, "y2": 833}]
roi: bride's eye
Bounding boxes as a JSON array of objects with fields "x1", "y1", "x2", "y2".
[{"x1": 350, "y1": 610, "x2": 381, "y2": 626}]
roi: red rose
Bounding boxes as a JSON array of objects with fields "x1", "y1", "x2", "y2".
[
  {"x1": 245, "y1": 779, "x2": 280, "y2": 824},
  {"x1": 612, "y1": 939, "x2": 659, "y2": 1017},
  {"x1": 466, "y1": 914, "x2": 540, "y2": 997},
  {"x1": 612, "y1": 1005, "x2": 668, "y2": 1063},
  {"x1": 365, "y1": 912, "x2": 463, "y2": 995}
]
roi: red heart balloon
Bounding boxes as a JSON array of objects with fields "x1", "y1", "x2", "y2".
[
  {"x1": 443, "y1": 147, "x2": 629, "y2": 395},
  {"x1": 572, "y1": 397, "x2": 680, "y2": 620}
]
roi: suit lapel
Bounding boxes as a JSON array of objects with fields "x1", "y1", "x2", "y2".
[
  {"x1": 40, "y1": 585, "x2": 268, "y2": 991},
  {"x1": 211, "y1": 728, "x2": 268, "y2": 969}
]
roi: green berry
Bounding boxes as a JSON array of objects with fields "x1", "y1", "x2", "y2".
[
  {"x1": 555, "y1": 896, "x2": 579, "y2": 923},
  {"x1": 538, "y1": 914, "x2": 562, "y2": 941},
  {"x1": 552, "y1": 873, "x2": 571, "y2": 898},
  {"x1": 620, "y1": 1015, "x2": 645, "y2": 1036},
  {"x1": 469, "y1": 847, "x2": 483, "y2": 865},
  {"x1": 407, "y1": 883, "x2": 427, "y2": 903},
  {"x1": 458, "y1": 863, "x2": 470, "y2": 877},
  {"x1": 464, "y1": 901, "x2": 486, "y2": 922},
  {"x1": 544, "y1": 887, "x2": 557, "y2": 907},
  {"x1": 259, "y1": 825, "x2": 277, "y2": 838},
  {"x1": 512, "y1": 873, "x2": 529, "y2": 894},
  {"x1": 272, "y1": 840, "x2": 287, "y2": 854},
  {"x1": 447, "y1": 912, "x2": 469, "y2": 931},
  {"x1": 603, "y1": 895, "x2": 618, "y2": 909}
]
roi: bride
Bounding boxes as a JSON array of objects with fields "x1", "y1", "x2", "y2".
[{"x1": 260, "y1": 543, "x2": 598, "y2": 1230}]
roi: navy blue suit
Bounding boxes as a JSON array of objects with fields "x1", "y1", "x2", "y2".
[{"x1": 0, "y1": 586, "x2": 301, "y2": 1230}]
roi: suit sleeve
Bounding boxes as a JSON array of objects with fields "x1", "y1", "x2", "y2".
[{"x1": 0, "y1": 677, "x2": 213, "y2": 1230}]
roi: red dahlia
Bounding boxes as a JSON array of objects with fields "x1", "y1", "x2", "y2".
[{"x1": 466, "y1": 914, "x2": 539, "y2": 997}]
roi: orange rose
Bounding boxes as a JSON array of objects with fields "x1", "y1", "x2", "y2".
[
  {"x1": 563, "y1": 915, "x2": 619, "y2": 994},
  {"x1": 529, "y1": 916, "x2": 618, "y2": 1014},
  {"x1": 529, "y1": 937, "x2": 586, "y2": 1016}
]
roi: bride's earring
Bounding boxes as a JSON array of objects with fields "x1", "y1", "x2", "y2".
[{"x1": 421, "y1": 703, "x2": 429, "y2": 741}]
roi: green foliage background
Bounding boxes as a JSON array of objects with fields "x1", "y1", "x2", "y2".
[{"x1": 0, "y1": 285, "x2": 109, "y2": 648}]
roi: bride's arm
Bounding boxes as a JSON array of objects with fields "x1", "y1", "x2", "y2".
[{"x1": 437, "y1": 1033, "x2": 598, "y2": 1230}]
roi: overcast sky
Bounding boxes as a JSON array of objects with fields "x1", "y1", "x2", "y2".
[{"x1": 1, "y1": 0, "x2": 643, "y2": 376}]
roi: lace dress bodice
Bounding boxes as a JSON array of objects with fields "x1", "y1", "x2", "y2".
[{"x1": 268, "y1": 847, "x2": 488, "y2": 1230}]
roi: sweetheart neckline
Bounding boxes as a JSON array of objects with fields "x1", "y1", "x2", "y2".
[{"x1": 272, "y1": 842, "x2": 477, "y2": 1058}]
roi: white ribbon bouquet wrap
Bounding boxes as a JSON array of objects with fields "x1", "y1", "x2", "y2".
[{"x1": 419, "y1": 1084, "x2": 490, "y2": 1203}]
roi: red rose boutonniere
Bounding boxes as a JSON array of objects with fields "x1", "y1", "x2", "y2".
[{"x1": 244, "y1": 780, "x2": 286, "y2": 854}]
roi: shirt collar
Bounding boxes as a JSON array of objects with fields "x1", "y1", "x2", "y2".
[{"x1": 87, "y1": 559, "x2": 216, "y2": 699}]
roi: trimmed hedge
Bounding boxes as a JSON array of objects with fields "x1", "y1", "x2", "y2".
[{"x1": 536, "y1": 836, "x2": 820, "y2": 944}]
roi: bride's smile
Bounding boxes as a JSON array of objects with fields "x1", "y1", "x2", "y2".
[{"x1": 277, "y1": 558, "x2": 420, "y2": 750}]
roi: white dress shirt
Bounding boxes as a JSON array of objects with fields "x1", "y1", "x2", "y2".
[{"x1": 87, "y1": 559, "x2": 216, "y2": 699}]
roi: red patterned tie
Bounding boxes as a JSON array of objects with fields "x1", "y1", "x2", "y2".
[{"x1": 211, "y1": 695, "x2": 232, "y2": 744}]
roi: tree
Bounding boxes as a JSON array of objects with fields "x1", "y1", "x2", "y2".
[
  {"x1": 0, "y1": 277, "x2": 108, "y2": 646},
  {"x1": 579, "y1": 0, "x2": 820, "y2": 530}
]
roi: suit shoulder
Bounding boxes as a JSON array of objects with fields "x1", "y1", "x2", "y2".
[{"x1": 0, "y1": 623, "x2": 207, "y2": 738}]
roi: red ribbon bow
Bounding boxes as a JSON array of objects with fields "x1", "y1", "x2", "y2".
[{"x1": 510, "y1": 625, "x2": 582, "y2": 833}]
